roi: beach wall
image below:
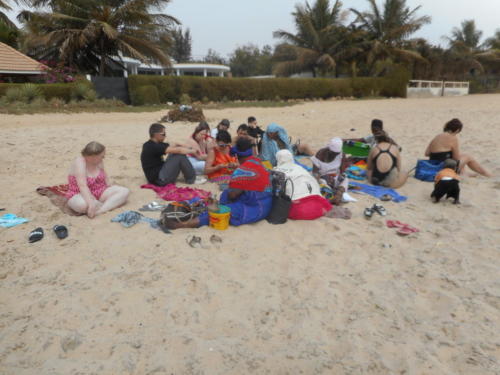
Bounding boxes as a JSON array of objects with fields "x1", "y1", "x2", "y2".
[{"x1": 407, "y1": 80, "x2": 469, "y2": 98}]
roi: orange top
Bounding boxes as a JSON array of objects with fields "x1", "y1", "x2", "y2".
[
  {"x1": 435, "y1": 168, "x2": 460, "y2": 183},
  {"x1": 208, "y1": 149, "x2": 238, "y2": 179}
]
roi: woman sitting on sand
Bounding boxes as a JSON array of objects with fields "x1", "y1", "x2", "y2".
[
  {"x1": 275, "y1": 150, "x2": 332, "y2": 220},
  {"x1": 366, "y1": 132, "x2": 408, "y2": 188},
  {"x1": 311, "y1": 137, "x2": 348, "y2": 205},
  {"x1": 66, "y1": 142, "x2": 130, "y2": 218},
  {"x1": 185, "y1": 122, "x2": 215, "y2": 175},
  {"x1": 204, "y1": 130, "x2": 239, "y2": 184},
  {"x1": 425, "y1": 118, "x2": 491, "y2": 177},
  {"x1": 162, "y1": 137, "x2": 273, "y2": 229},
  {"x1": 261, "y1": 123, "x2": 313, "y2": 166}
]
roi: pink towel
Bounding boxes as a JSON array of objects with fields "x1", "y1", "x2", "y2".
[{"x1": 141, "y1": 184, "x2": 211, "y2": 202}]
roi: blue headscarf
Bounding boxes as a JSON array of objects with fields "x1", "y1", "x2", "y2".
[{"x1": 261, "y1": 123, "x2": 292, "y2": 166}]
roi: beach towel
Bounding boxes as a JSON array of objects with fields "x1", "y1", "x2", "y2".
[
  {"x1": 36, "y1": 185, "x2": 82, "y2": 216},
  {"x1": 348, "y1": 181, "x2": 407, "y2": 203},
  {"x1": 141, "y1": 183, "x2": 211, "y2": 202},
  {"x1": 346, "y1": 166, "x2": 366, "y2": 180},
  {"x1": 0, "y1": 213, "x2": 29, "y2": 228}
]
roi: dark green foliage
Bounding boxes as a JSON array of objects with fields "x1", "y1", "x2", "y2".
[
  {"x1": 128, "y1": 73, "x2": 408, "y2": 105},
  {"x1": 133, "y1": 85, "x2": 160, "y2": 105},
  {"x1": 0, "y1": 81, "x2": 93, "y2": 102}
]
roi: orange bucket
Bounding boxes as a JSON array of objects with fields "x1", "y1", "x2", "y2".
[{"x1": 209, "y1": 205, "x2": 231, "y2": 230}]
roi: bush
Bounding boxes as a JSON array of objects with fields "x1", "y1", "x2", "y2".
[
  {"x1": 128, "y1": 74, "x2": 408, "y2": 105},
  {"x1": 179, "y1": 93, "x2": 191, "y2": 105},
  {"x1": 5, "y1": 87, "x2": 24, "y2": 103},
  {"x1": 0, "y1": 81, "x2": 94, "y2": 102},
  {"x1": 49, "y1": 97, "x2": 65, "y2": 108},
  {"x1": 20, "y1": 83, "x2": 42, "y2": 103},
  {"x1": 131, "y1": 84, "x2": 160, "y2": 105},
  {"x1": 161, "y1": 106, "x2": 205, "y2": 123},
  {"x1": 71, "y1": 83, "x2": 95, "y2": 101}
]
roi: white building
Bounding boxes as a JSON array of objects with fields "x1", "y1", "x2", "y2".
[{"x1": 120, "y1": 57, "x2": 230, "y2": 78}]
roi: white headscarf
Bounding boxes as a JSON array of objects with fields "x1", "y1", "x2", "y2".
[{"x1": 275, "y1": 150, "x2": 321, "y2": 200}]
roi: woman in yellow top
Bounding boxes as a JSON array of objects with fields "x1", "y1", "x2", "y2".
[{"x1": 204, "y1": 130, "x2": 239, "y2": 184}]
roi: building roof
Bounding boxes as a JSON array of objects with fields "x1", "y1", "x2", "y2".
[{"x1": 0, "y1": 42, "x2": 46, "y2": 74}]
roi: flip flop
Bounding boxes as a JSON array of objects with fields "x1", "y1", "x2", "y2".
[
  {"x1": 53, "y1": 225, "x2": 68, "y2": 239},
  {"x1": 380, "y1": 194, "x2": 392, "y2": 201},
  {"x1": 210, "y1": 234, "x2": 222, "y2": 245},
  {"x1": 372, "y1": 203, "x2": 387, "y2": 216},
  {"x1": 28, "y1": 227, "x2": 44, "y2": 243},
  {"x1": 396, "y1": 225, "x2": 419, "y2": 236},
  {"x1": 364, "y1": 207, "x2": 374, "y2": 218},
  {"x1": 386, "y1": 220, "x2": 407, "y2": 228}
]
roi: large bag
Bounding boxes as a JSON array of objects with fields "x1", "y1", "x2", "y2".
[
  {"x1": 414, "y1": 159, "x2": 444, "y2": 182},
  {"x1": 266, "y1": 170, "x2": 293, "y2": 225}
]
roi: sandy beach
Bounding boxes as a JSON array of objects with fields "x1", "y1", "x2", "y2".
[{"x1": 1, "y1": 94, "x2": 499, "y2": 374}]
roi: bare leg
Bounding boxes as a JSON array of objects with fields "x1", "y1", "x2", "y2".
[
  {"x1": 96, "y1": 186, "x2": 130, "y2": 215},
  {"x1": 297, "y1": 143, "x2": 314, "y2": 156},
  {"x1": 458, "y1": 153, "x2": 492, "y2": 177},
  {"x1": 67, "y1": 194, "x2": 89, "y2": 214},
  {"x1": 389, "y1": 169, "x2": 409, "y2": 189}
]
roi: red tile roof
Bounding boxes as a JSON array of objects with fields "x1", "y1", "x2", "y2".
[{"x1": 0, "y1": 42, "x2": 47, "y2": 74}]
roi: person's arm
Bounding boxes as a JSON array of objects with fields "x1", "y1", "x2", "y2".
[
  {"x1": 366, "y1": 149, "x2": 374, "y2": 181},
  {"x1": 228, "y1": 189, "x2": 243, "y2": 200},
  {"x1": 73, "y1": 158, "x2": 98, "y2": 217},
  {"x1": 450, "y1": 136, "x2": 460, "y2": 160},
  {"x1": 203, "y1": 148, "x2": 226, "y2": 175},
  {"x1": 424, "y1": 141, "x2": 431, "y2": 157},
  {"x1": 102, "y1": 162, "x2": 110, "y2": 186}
]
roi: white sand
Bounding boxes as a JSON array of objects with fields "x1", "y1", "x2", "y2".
[{"x1": 0, "y1": 95, "x2": 499, "y2": 374}]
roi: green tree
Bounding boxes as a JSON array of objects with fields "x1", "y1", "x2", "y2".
[
  {"x1": 203, "y1": 48, "x2": 226, "y2": 65},
  {"x1": 0, "y1": 19, "x2": 18, "y2": 47},
  {"x1": 273, "y1": 0, "x2": 347, "y2": 77},
  {"x1": 169, "y1": 26, "x2": 192, "y2": 63},
  {"x1": 229, "y1": 44, "x2": 273, "y2": 77},
  {"x1": 485, "y1": 29, "x2": 500, "y2": 50},
  {"x1": 19, "y1": 0, "x2": 179, "y2": 76},
  {"x1": 350, "y1": 0, "x2": 431, "y2": 75}
]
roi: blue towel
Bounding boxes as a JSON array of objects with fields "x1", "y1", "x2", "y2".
[
  {"x1": 294, "y1": 158, "x2": 312, "y2": 172},
  {"x1": 111, "y1": 211, "x2": 168, "y2": 232},
  {"x1": 348, "y1": 181, "x2": 407, "y2": 203},
  {"x1": 0, "y1": 213, "x2": 29, "y2": 228}
]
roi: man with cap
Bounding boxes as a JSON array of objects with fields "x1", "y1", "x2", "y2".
[
  {"x1": 211, "y1": 119, "x2": 230, "y2": 139},
  {"x1": 311, "y1": 137, "x2": 349, "y2": 204}
]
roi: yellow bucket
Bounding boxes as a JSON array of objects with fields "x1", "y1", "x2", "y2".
[{"x1": 209, "y1": 205, "x2": 231, "y2": 230}]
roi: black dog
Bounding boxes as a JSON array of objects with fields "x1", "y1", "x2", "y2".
[{"x1": 431, "y1": 159, "x2": 460, "y2": 204}]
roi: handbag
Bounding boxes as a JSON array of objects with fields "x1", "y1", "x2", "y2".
[
  {"x1": 414, "y1": 159, "x2": 444, "y2": 182},
  {"x1": 266, "y1": 171, "x2": 294, "y2": 225}
]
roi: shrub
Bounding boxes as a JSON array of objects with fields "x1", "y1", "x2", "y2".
[
  {"x1": 71, "y1": 83, "x2": 93, "y2": 101},
  {"x1": 201, "y1": 96, "x2": 210, "y2": 104},
  {"x1": 131, "y1": 84, "x2": 160, "y2": 105},
  {"x1": 19, "y1": 83, "x2": 43, "y2": 103},
  {"x1": 0, "y1": 81, "x2": 94, "y2": 102},
  {"x1": 161, "y1": 106, "x2": 205, "y2": 123},
  {"x1": 49, "y1": 97, "x2": 65, "y2": 108},
  {"x1": 179, "y1": 93, "x2": 191, "y2": 105},
  {"x1": 5, "y1": 87, "x2": 24, "y2": 103}
]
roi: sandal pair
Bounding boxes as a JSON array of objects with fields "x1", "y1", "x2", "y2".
[
  {"x1": 28, "y1": 225, "x2": 68, "y2": 243},
  {"x1": 364, "y1": 204, "x2": 387, "y2": 218}
]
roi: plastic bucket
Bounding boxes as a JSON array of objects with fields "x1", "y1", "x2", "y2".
[{"x1": 209, "y1": 205, "x2": 231, "y2": 230}]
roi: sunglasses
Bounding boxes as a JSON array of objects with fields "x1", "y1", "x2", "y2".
[
  {"x1": 217, "y1": 143, "x2": 231, "y2": 147},
  {"x1": 157, "y1": 133, "x2": 166, "y2": 136}
]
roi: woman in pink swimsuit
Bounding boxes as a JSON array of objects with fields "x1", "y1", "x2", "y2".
[{"x1": 67, "y1": 142, "x2": 130, "y2": 218}]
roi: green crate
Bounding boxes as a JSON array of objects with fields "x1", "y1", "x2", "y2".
[{"x1": 343, "y1": 141, "x2": 371, "y2": 157}]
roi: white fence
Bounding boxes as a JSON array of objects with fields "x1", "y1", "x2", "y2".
[{"x1": 407, "y1": 80, "x2": 469, "y2": 98}]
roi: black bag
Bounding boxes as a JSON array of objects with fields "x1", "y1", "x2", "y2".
[{"x1": 266, "y1": 170, "x2": 293, "y2": 225}]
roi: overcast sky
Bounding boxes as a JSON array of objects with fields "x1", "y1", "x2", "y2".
[{"x1": 5, "y1": 0, "x2": 500, "y2": 57}]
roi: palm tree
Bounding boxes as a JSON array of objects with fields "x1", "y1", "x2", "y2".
[
  {"x1": 273, "y1": 0, "x2": 348, "y2": 77},
  {"x1": 0, "y1": 0, "x2": 30, "y2": 29},
  {"x1": 350, "y1": 0, "x2": 431, "y2": 75},
  {"x1": 485, "y1": 29, "x2": 500, "y2": 50},
  {"x1": 19, "y1": 0, "x2": 180, "y2": 76}
]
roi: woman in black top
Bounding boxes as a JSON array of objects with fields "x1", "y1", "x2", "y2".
[{"x1": 367, "y1": 132, "x2": 408, "y2": 188}]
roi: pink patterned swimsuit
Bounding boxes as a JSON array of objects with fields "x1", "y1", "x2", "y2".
[{"x1": 66, "y1": 169, "x2": 108, "y2": 200}]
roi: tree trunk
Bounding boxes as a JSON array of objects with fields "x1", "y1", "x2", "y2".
[{"x1": 99, "y1": 38, "x2": 106, "y2": 77}]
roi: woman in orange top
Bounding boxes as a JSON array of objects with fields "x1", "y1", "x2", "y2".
[{"x1": 204, "y1": 130, "x2": 239, "y2": 183}]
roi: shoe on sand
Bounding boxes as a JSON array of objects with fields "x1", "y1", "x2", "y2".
[
  {"x1": 29, "y1": 227, "x2": 44, "y2": 243},
  {"x1": 53, "y1": 225, "x2": 68, "y2": 239}
]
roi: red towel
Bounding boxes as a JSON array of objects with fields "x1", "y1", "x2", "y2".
[{"x1": 141, "y1": 184, "x2": 211, "y2": 202}]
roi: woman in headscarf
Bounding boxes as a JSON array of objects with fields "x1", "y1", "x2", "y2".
[
  {"x1": 311, "y1": 137, "x2": 349, "y2": 205},
  {"x1": 162, "y1": 137, "x2": 273, "y2": 229},
  {"x1": 275, "y1": 150, "x2": 332, "y2": 220},
  {"x1": 261, "y1": 123, "x2": 313, "y2": 166}
]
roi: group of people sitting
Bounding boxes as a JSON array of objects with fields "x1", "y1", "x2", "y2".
[{"x1": 64, "y1": 116, "x2": 491, "y2": 229}]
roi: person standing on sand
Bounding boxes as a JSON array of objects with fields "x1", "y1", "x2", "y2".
[
  {"x1": 66, "y1": 142, "x2": 130, "y2": 218},
  {"x1": 140, "y1": 123, "x2": 198, "y2": 186},
  {"x1": 425, "y1": 118, "x2": 491, "y2": 177}
]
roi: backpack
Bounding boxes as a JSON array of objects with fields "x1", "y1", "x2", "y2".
[{"x1": 414, "y1": 159, "x2": 444, "y2": 182}]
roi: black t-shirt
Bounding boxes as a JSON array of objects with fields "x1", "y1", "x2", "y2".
[
  {"x1": 141, "y1": 140, "x2": 169, "y2": 183},
  {"x1": 247, "y1": 126, "x2": 264, "y2": 139}
]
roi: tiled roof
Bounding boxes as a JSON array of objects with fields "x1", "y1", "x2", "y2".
[{"x1": 0, "y1": 42, "x2": 46, "y2": 73}]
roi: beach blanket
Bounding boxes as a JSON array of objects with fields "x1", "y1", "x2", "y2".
[
  {"x1": 36, "y1": 185, "x2": 82, "y2": 216},
  {"x1": 0, "y1": 213, "x2": 29, "y2": 228},
  {"x1": 346, "y1": 166, "x2": 366, "y2": 180},
  {"x1": 348, "y1": 181, "x2": 407, "y2": 203},
  {"x1": 141, "y1": 183, "x2": 211, "y2": 202}
]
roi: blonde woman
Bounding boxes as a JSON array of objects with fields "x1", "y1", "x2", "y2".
[{"x1": 66, "y1": 142, "x2": 129, "y2": 218}]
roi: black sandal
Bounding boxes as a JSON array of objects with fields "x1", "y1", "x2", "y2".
[
  {"x1": 53, "y1": 225, "x2": 68, "y2": 239},
  {"x1": 28, "y1": 227, "x2": 44, "y2": 243}
]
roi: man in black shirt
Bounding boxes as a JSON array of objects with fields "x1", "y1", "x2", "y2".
[
  {"x1": 247, "y1": 116, "x2": 264, "y2": 154},
  {"x1": 141, "y1": 123, "x2": 196, "y2": 185}
]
